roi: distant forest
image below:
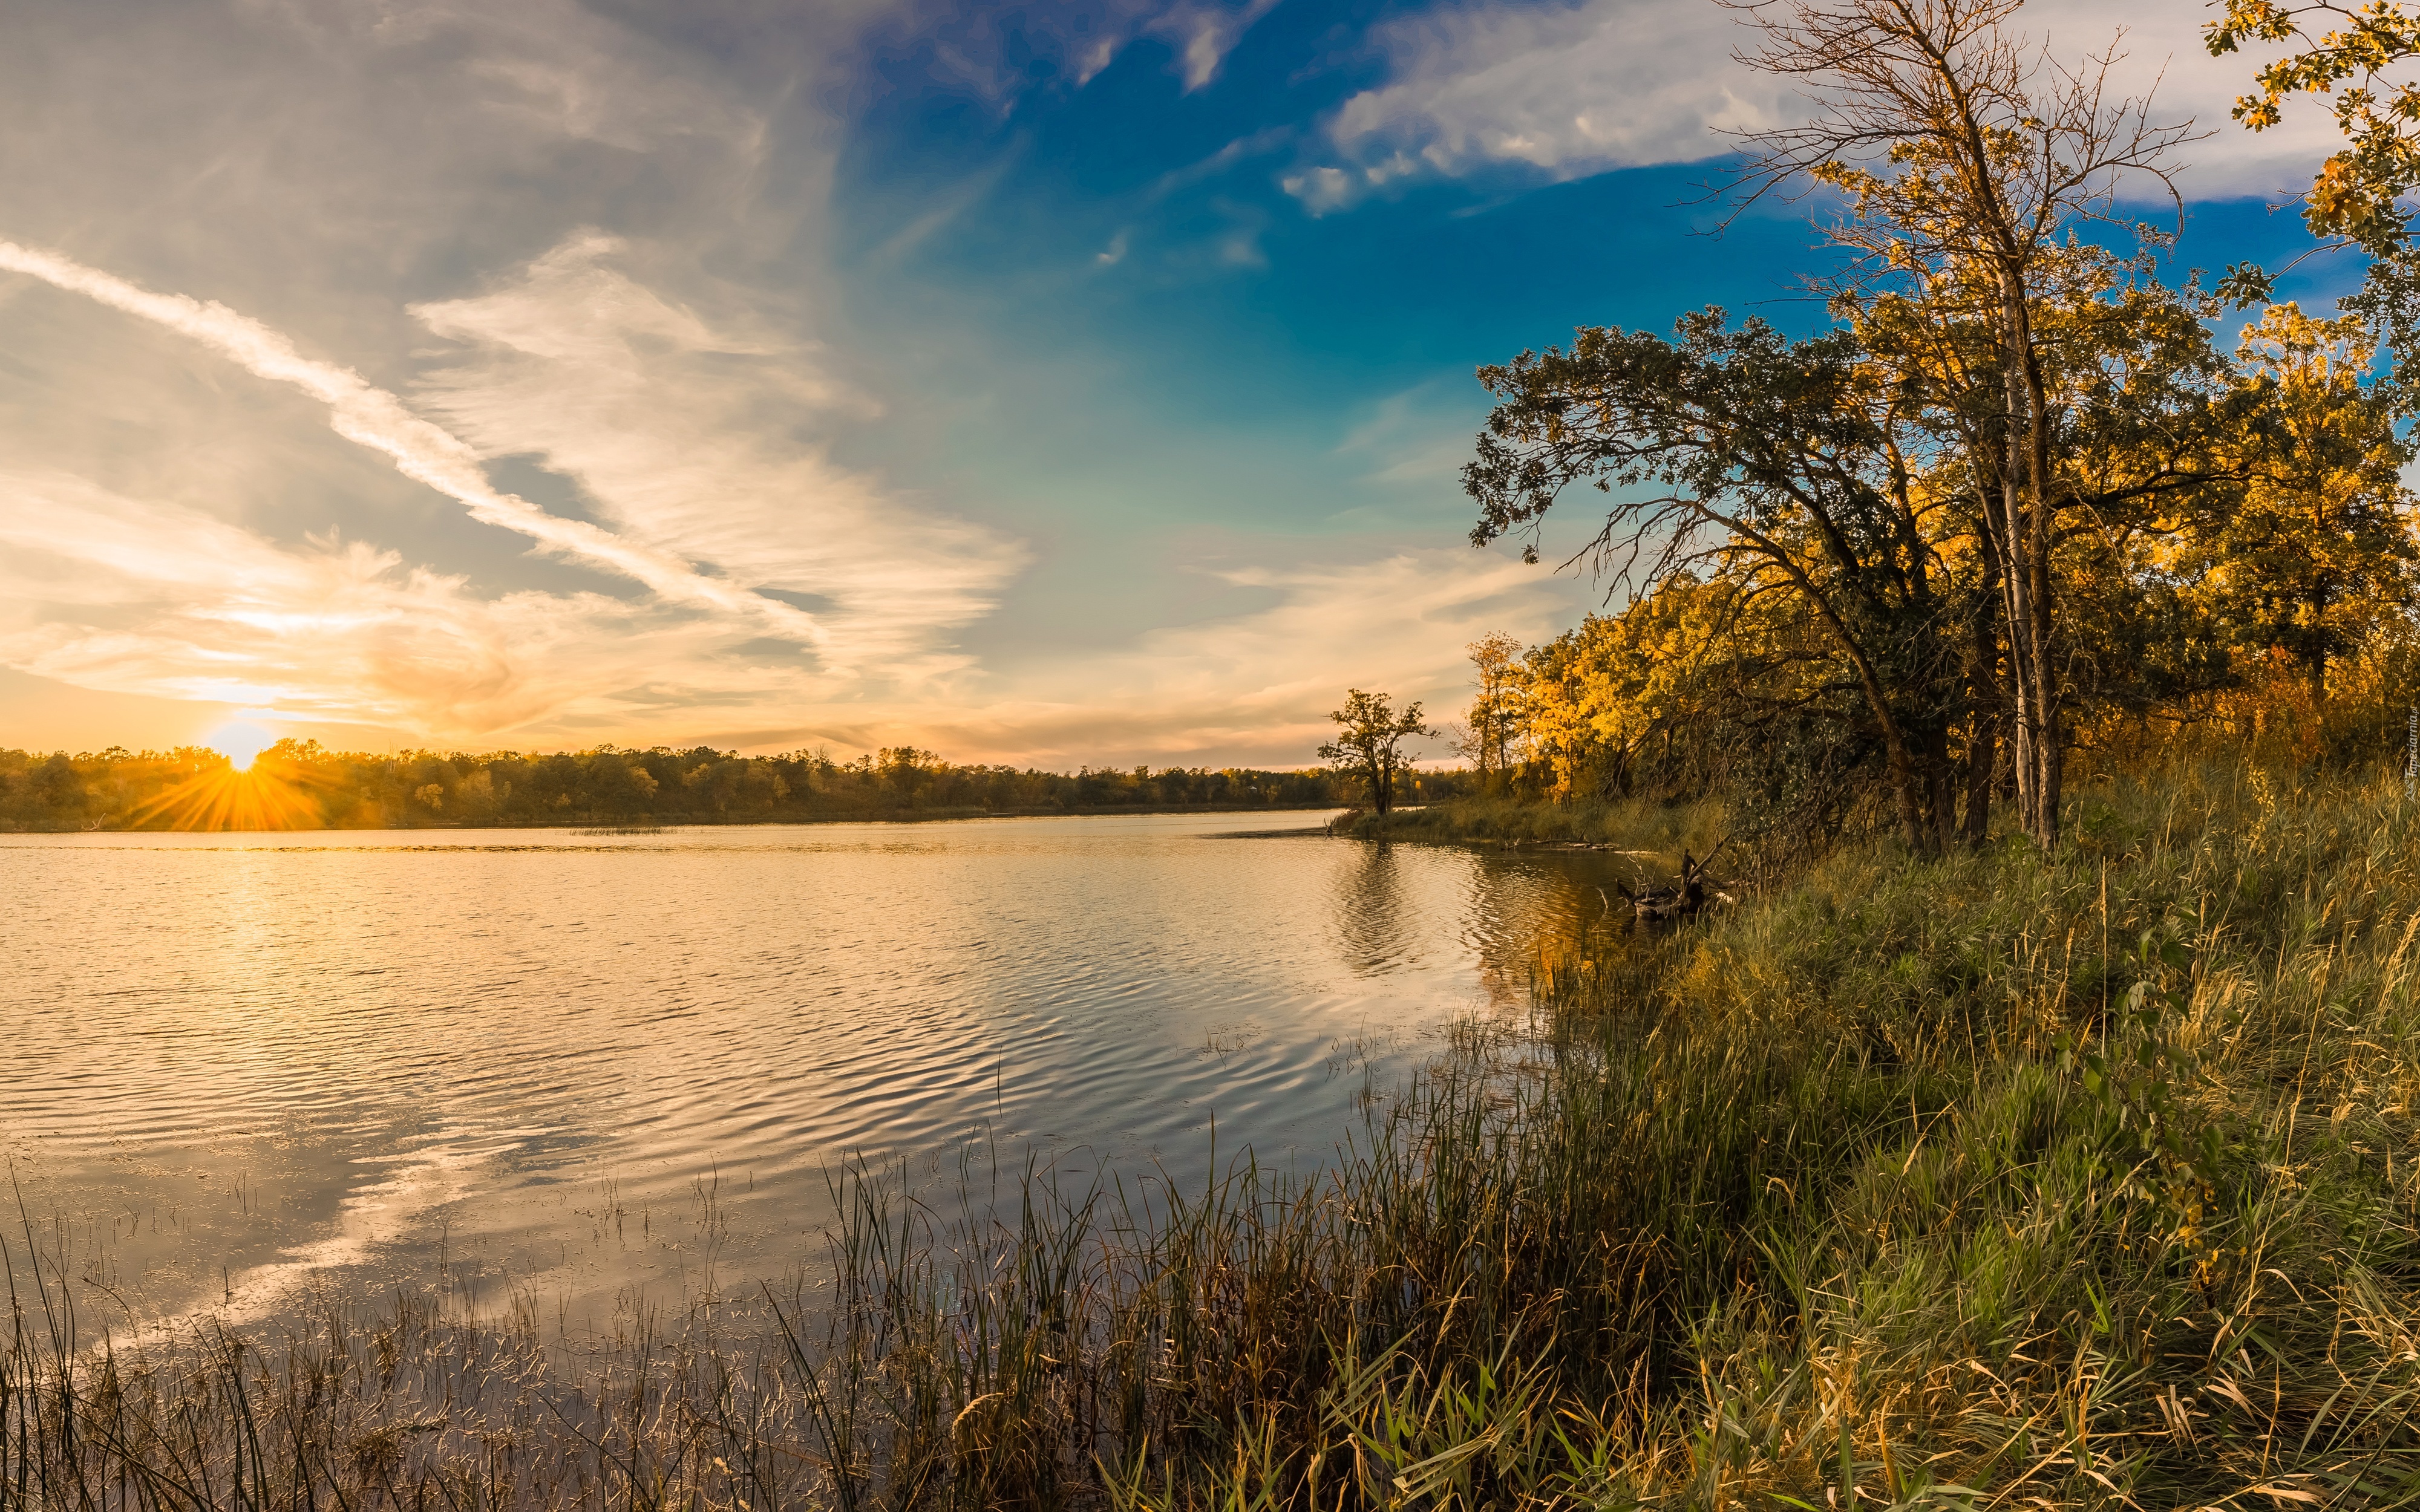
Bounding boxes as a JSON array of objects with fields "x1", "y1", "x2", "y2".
[{"x1": 0, "y1": 742, "x2": 1471, "y2": 832}]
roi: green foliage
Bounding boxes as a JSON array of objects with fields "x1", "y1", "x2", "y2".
[
  {"x1": 2174, "y1": 304, "x2": 2420, "y2": 701},
  {"x1": 1457, "y1": 0, "x2": 2420, "y2": 854},
  {"x1": 1316, "y1": 691, "x2": 1435, "y2": 818},
  {"x1": 2201, "y1": 2, "x2": 2420, "y2": 423},
  {"x1": 1454, "y1": 287, "x2": 2420, "y2": 852},
  {"x1": 2052, "y1": 928, "x2": 2232, "y2": 1267},
  {"x1": 2207, "y1": 0, "x2": 2420, "y2": 252},
  {"x1": 1337, "y1": 792, "x2": 1729, "y2": 860}
]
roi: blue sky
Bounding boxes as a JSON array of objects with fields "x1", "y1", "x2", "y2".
[{"x1": 0, "y1": 0, "x2": 2359, "y2": 765}]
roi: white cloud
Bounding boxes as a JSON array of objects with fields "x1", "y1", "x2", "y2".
[
  {"x1": 0, "y1": 231, "x2": 1030, "y2": 740},
  {"x1": 846, "y1": 547, "x2": 1580, "y2": 766},
  {"x1": 1280, "y1": 165, "x2": 1356, "y2": 215},
  {"x1": 0, "y1": 221, "x2": 1571, "y2": 760},
  {"x1": 2029, "y1": 0, "x2": 2343, "y2": 199},
  {"x1": 1076, "y1": 33, "x2": 1125, "y2": 87},
  {"x1": 1045, "y1": 0, "x2": 1283, "y2": 94},
  {"x1": 1287, "y1": 0, "x2": 2341, "y2": 210},
  {"x1": 0, "y1": 238, "x2": 822, "y2": 642},
  {"x1": 1151, "y1": 0, "x2": 1283, "y2": 91},
  {"x1": 1311, "y1": 0, "x2": 1780, "y2": 198},
  {"x1": 410, "y1": 233, "x2": 1030, "y2": 682},
  {"x1": 0, "y1": 0, "x2": 1603, "y2": 765},
  {"x1": 0, "y1": 472, "x2": 779, "y2": 734}
]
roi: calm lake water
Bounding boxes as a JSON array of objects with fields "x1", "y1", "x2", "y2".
[{"x1": 0, "y1": 813, "x2": 1633, "y2": 1337}]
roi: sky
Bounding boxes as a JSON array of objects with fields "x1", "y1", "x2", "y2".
[{"x1": 0, "y1": 0, "x2": 2363, "y2": 767}]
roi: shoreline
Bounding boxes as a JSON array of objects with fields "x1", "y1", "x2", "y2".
[{"x1": 0, "y1": 799, "x2": 1355, "y2": 838}]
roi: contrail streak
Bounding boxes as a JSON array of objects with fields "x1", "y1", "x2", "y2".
[{"x1": 0, "y1": 238, "x2": 824, "y2": 644}]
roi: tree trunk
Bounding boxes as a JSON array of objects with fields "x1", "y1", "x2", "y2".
[
  {"x1": 1996, "y1": 273, "x2": 2059, "y2": 850},
  {"x1": 1964, "y1": 541, "x2": 2002, "y2": 849},
  {"x1": 1837, "y1": 646, "x2": 1933, "y2": 854},
  {"x1": 1925, "y1": 722, "x2": 1955, "y2": 851},
  {"x1": 1964, "y1": 707, "x2": 1998, "y2": 848},
  {"x1": 2023, "y1": 307, "x2": 2062, "y2": 850}
]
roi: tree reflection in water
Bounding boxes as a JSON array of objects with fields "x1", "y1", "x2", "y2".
[
  {"x1": 1332, "y1": 838, "x2": 1646, "y2": 1009},
  {"x1": 1461, "y1": 850, "x2": 1644, "y2": 1012},
  {"x1": 1332, "y1": 841, "x2": 1416, "y2": 977}
]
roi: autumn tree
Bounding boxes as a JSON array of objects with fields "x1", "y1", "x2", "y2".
[
  {"x1": 1517, "y1": 578, "x2": 1836, "y2": 806},
  {"x1": 1462, "y1": 632, "x2": 1527, "y2": 779},
  {"x1": 31, "y1": 753, "x2": 86, "y2": 815},
  {"x1": 2188, "y1": 304, "x2": 2418, "y2": 702},
  {"x1": 2211, "y1": 0, "x2": 2420, "y2": 235},
  {"x1": 1470, "y1": 0, "x2": 2254, "y2": 850},
  {"x1": 1468, "y1": 311, "x2": 1995, "y2": 850},
  {"x1": 1318, "y1": 690, "x2": 1433, "y2": 818},
  {"x1": 586, "y1": 753, "x2": 659, "y2": 818},
  {"x1": 1724, "y1": 0, "x2": 2200, "y2": 849}
]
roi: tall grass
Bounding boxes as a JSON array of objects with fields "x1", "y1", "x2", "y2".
[
  {"x1": 13, "y1": 758, "x2": 2420, "y2": 1507},
  {"x1": 0, "y1": 1236, "x2": 848, "y2": 1512}
]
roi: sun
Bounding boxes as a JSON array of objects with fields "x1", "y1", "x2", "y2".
[
  {"x1": 208, "y1": 720, "x2": 275, "y2": 771},
  {"x1": 131, "y1": 721, "x2": 334, "y2": 831}
]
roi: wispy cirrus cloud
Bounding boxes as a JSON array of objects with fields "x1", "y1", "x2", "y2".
[
  {"x1": 1050, "y1": 0, "x2": 1281, "y2": 90},
  {"x1": 774, "y1": 547, "x2": 1577, "y2": 766},
  {"x1": 1284, "y1": 0, "x2": 1777, "y2": 213},
  {"x1": 0, "y1": 218, "x2": 1549, "y2": 760},
  {"x1": 0, "y1": 471, "x2": 743, "y2": 733},
  {"x1": 1283, "y1": 0, "x2": 2341, "y2": 214},
  {"x1": 1151, "y1": 0, "x2": 1284, "y2": 91},
  {"x1": 410, "y1": 233, "x2": 1030, "y2": 682},
  {"x1": 0, "y1": 225, "x2": 1553, "y2": 760},
  {"x1": 0, "y1": 233, "x2": 1027, "y2": 741},
  {"x1": 0, "y1": 0, "x2": 1850, "y2": 767},
  {"x1": 0, "y1": 239, "x2": 823, "y2": 644}
]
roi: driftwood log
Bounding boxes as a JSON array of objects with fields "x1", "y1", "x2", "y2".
[{"x1": 1615, "y1": 841, "x2": 1734, "y2": 924}]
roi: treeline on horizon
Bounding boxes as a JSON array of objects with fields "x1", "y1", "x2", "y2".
[{"x1": 0, "y1": 741, "x2": 1471, "y2": 832}]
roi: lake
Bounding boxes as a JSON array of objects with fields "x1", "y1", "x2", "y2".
[{"x1": 0, "y1": 812, "x2": 1634, "y2": 1338}]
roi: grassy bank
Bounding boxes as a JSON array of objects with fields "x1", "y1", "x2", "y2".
[
  {"x1": 12, "y1": 760, "x2": 2420, "y2": 1508},
  {"x1": 1336, "y1": 793, "x2": 1728, "y2": 858}
]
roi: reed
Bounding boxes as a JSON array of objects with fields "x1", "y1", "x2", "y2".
[
  {"x1": 12, "y1": 757, "x2": 2420, "y2": 1508},
  {"x1": 0, "y1": 1237, "x2": 847, "y2": 1512}
]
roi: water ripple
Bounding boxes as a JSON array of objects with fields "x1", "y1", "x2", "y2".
[{"x1": 0, "y1": 813, "x2": 1643, "y2": 1331}]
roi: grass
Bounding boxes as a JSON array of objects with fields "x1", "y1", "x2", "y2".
[
  {"x1": 1338, "y1": 793, "x2": 1730, "y2": 858},
  {"x1": 12, "y1": 757, "x2": 2420, "y2": 1508},
  {"x1": 0, "y1": 1254, "x2": 840, "y2": 1512}
]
